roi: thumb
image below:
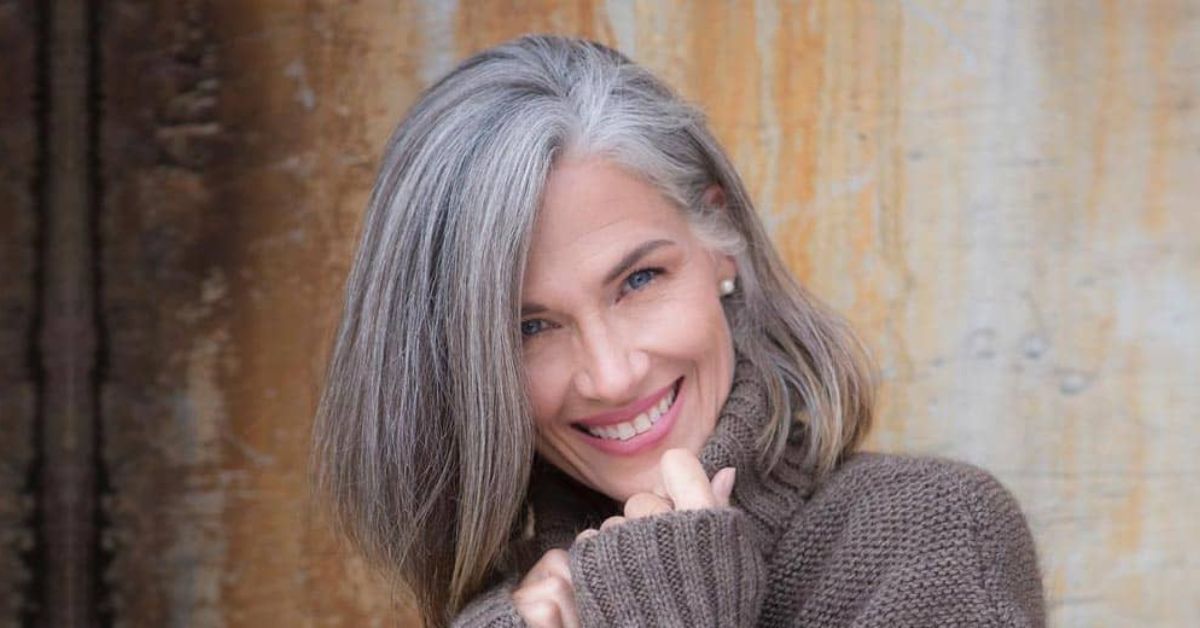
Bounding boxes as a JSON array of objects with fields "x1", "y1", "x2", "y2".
[{"x1": 711, "y1": 467, "x2": 736, "y2": 508}]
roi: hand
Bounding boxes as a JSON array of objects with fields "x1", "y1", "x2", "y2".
[
  {"x1": 576, "y1": 449, "x2": 736, "y2": 541},
  {"x1": 512, "y1": 548, "x2": 579, "y2": 628}
]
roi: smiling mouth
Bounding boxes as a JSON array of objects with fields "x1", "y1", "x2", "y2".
[{"x1": 572, "y1": 378, "x2": 683, "y2": 441}]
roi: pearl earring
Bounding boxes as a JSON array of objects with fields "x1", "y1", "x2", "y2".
[{"x1": 719, "y1": 278, "x2": 736, "y2": 296}]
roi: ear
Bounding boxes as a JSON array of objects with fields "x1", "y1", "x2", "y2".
[
  {"x1": 701, "y1": 184, "x2": 727, "y2": 208},
  {"x1": 716, "y1": 252, "x2": 737, "y2": 282},
  {"x1": 707, "y1": 244, "x2": 737, "y2": 285},
  {"x1": 699, "y1": 183, "x2": 737, "y2": 282}
]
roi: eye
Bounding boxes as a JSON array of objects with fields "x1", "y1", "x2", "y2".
[
  {"x1": 622, "y1": 268, "x2": 661, "y2": 295},
  {"x1": 520, "y1": 319, "x2": 550, "y2": 338}
]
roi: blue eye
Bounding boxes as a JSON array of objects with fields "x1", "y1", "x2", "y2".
[
  {"x1": 624, "y1": 268, "x2": 659, "y2": 293},
  {"x1": 520, "y1": 319, "x2": 548, "y2": 337}
]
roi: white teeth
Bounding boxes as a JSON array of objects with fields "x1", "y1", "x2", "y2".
[{"x1": 583, "y1": 384, "x2": 679, "y2": 441}]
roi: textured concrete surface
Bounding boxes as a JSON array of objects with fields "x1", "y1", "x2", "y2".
[{"x1": 95, "y1": 1, "x2": 1198, "y2": 626}]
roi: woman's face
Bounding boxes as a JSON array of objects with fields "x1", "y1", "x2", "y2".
[{"x1": 520, "y1": 156, "x2": 737, "y2": 502}]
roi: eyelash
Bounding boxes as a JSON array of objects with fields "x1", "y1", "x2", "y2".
[
  {"x1": 620, "y1": 267, "x2": 662, "y2": 296},
  {"x1": 520, "y1": 267, "x2": 664, "y2": 339}
]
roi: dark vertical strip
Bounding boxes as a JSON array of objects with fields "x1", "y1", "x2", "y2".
[
  {"x1": 28, "y1": 1, "x2": 49, "y2": 623},
  {"x1": 0, "y1": 0, "x2": 49, "y2": 625},
  {"x1": 88, "y1": 0, "x2": 112, "y2": 625},
  {"x1": 41, "y1": 0, "x2": 97, "y2": 626}
]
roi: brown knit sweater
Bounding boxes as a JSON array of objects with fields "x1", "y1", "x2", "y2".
[{"x1": 453, "y1": 365, "x2": 1046, "y2": 626}]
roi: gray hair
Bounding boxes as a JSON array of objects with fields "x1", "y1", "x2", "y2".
[{"x1": 311, "y1": 34, "x2": 875, "y2": 626}]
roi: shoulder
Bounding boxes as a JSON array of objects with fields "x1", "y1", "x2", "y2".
[
  {"x1": 774, "y1": 453, "x2": 1045, "y2": 625},
  {"x1": 814, "y1": 452, "x2": 1029, "y2": 527},
  {"x1": 833, "y1": 450, "x2": 1005, "y2": 485},
  {"x1": 809, "y1": 453, "x2": 1043, "y2": 589},
  {"x1": 794, "y1": 451, "x2": 1040, "y2": 576}
]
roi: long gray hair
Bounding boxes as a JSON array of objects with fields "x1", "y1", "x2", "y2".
[{"x1": 311, "y1": 34, "x2": 874, "y2": 626}]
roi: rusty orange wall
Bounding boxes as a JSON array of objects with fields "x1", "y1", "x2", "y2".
[{"x1": 94, "y1": 1, "x2": 1198, "y2": 626}]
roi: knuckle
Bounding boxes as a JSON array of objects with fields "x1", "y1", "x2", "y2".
[
  {"x1": 525, "y1": 548, "x2": 569, "y2": 584},
  {"x1": 522, "y1": 600, "x2": 559, "y2": 625},
  {"x1": 624, "y1": 492, "x2": 669, "y2": 518},
  {"x1": 545, "y1": 549, "x2": 571, "y2": 574},
  {"x1": 545, "y1": 575, "x2": 572, "y2": 596},
  {"x1": 600, "y1": 515, "x2": 625, "y2": 530}
]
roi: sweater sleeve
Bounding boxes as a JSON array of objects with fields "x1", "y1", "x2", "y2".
[
  {"x1": 568, "y1": 507, "x2": 766, "y2": 627},
  {"x1": 450, "y1": 576, "x2": 524, "y2": 628},
  {"x1": 792, "y1": 456, "x2": 1046, "y2": 628}
]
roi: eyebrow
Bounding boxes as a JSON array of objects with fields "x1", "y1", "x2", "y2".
[
  {"x1": 603, "y1": 238, "x2": 675, "y2": 284},
  {"x1": 520, "y1": 238, "x2": 676, "y2": 317}
]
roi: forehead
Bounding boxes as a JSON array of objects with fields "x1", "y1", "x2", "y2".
[{"x1": 527, "y1": 158, "x2": 686, "y2": 264}]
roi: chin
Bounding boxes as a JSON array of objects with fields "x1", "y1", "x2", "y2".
[{"x1": 597, "y1": 470, "x2": 659, "y2": 502}]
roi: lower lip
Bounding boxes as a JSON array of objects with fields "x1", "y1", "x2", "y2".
[{"x1": 575, "y1": 379, "x2": 684, "y2": 456}]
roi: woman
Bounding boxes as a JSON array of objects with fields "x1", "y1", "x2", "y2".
[{"x1": 312, "y1": 35, "x2": 1045, "y2": 627}]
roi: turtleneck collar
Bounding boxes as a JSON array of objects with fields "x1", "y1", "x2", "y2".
[{"x1": 522, "y1": 360, "x2": 818, "y2": 561}]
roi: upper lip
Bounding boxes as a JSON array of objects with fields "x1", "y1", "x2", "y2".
[{"x1": 572, "y1": 378, "x2": 680, "y2": 428}]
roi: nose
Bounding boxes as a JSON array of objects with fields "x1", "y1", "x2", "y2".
[{"x1": 572, "y1": 316, "x2": 649, "y2": 403}]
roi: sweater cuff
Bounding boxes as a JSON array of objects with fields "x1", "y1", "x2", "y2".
[
  {"x1": 451, "y1": 580, "x2": 524, "y2": 627},
  {"x1": 569, "y1": 508, "x2": 765, "y2": 627}
]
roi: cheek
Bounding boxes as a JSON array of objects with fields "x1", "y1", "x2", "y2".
[
  {"x1": 633, "y1": 284, "x2": 731, "y2": 359},
  {"x1": 522, "y1": 348, "x2": 572, "y2": 428}
]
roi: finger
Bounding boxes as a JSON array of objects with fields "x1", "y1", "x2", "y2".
[
  {"x1": 514, "y1": 576, "x2": 579, "y2": 628},
  {"x1": 513, "y1": 575, "x2": 571, "y2": 604},
  {"x1": 561, "y1": 599, "x2": 582, "y2": 628},
  {"x1": 555, "y1": 578, "x2": 582, "y2": 628},
  {"x1": 520, "y1": 549, "x2": 572, "y2": 587},
  {"x1": 540, "y1": 548, "x2": 573, "y2": 583},
  {"x1": 660, "y1": 448, "x2": 717, "y2": 510},
  {"x1": 575, "y1": 528, "x2": 598, "y2": 542},
  {"x1": 599, "y1": 515, "x2": 626, "y2": 531},
  {"x1": 513, "y1": 598, "x2": 561, "y2": 628},
  {"x1": 710, "y1": 467, "x2": 737, "y2": 508},
  {"x1": 623, "y1": 492, "x2": 673, "y2": 519}
]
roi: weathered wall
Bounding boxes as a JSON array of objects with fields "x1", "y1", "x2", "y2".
[
  {"x1": 99, "y1": 1, "x2": 393, "y2": 625},
  {"x1": 96, "y1": 1, "x2": 1198, "y2": 626}
]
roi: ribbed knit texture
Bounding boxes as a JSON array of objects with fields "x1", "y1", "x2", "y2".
[{"x1": 453, "y1": 364, "x2": 1045, "y2": 626}]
